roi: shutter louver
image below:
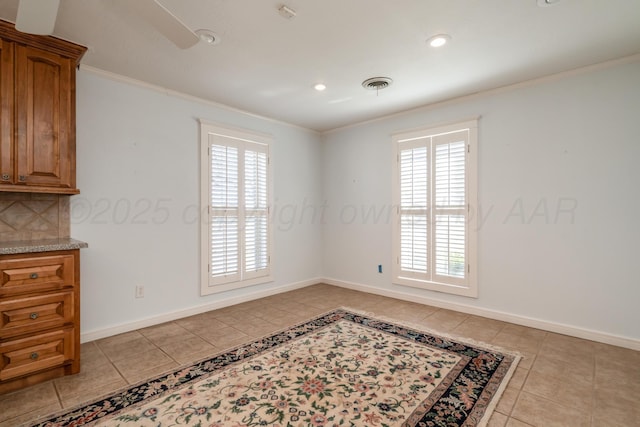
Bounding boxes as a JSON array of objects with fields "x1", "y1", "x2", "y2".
[
  {"x1": 400, "y1": 215, "x2": 428, "y2": 272},
  {"x1": 435, "y1": 214, "x2": 465, "y2": 278},
  {"x1": 211, "y1": 144, "x2": 239, "y2": 209},
  {"x1": 245, "y1": 150, "x2": 269, "y2": 274},
  {"x1": 434, "y1": 138, "x2": 466, "y2": 279},
  {"x1": 245, "y1": 215, "x2": 268, "y2": 272},
  {"x1": 210, "y1": 144, "x2": 240, "y2": 280},
  {"x1": 400, "y1": 147, "x2": 428, "y2": 208},
  {"x1": 435, "y1": 141, "x2": 466, "y2": 208},
  {"x1": 211, "y1": 216, "x2": 238, "y2": 276},
  {"x1": 400, "y1": 146, "x2": 428, "y2": 275}
]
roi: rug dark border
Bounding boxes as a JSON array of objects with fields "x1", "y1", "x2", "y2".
[{"x1": 29, "y1": 309, "x2": 517, "y2": 427}]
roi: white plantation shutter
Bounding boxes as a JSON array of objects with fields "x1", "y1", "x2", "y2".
[
  {"x1": 201, "y1": 122, "x2": 273, "y2": 295},
  {"x1": 400, "y1": 143, "x2": 429, "y2": 277},
  {"x1": 433, "y1": 134, "x2": 467, "y2": 282},
  {"x1": 392, "y1": 120, "x2": 478, "y2": 297},
  {"x1": 243, "y1": 149, "x2": 269, "y2": 278},
  {"x1": 210, "y1": 144, "x2": 240, "y2": 282}
]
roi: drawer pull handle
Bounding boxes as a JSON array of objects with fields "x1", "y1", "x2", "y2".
[
  {"x1": 19, "y1": 175, "x2": 26, "y2": 182},
  {"x1": 30, "y1": 312, "x2": 39, "y2": 320},
  {"x1": 30, "y1": 273, "x2": 38, "y2": 279},
  {"x1": 1, "y1": 174, "x2": 8, "y2": 181},
  {"x1": 30, "y1": 352, "x2": 39, "y2": 360}
]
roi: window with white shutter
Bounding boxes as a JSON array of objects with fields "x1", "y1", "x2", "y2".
[
  {"x1": 200, "y1": 122, "x2": 273, "y2": 295},
  {"x1": 392, "y1": 119, "x2": 478, "y2": 297}
]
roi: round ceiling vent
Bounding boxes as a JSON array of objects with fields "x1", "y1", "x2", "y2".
[{"x1": 362, "y1": 77, "x2": 393, "y2": 91}]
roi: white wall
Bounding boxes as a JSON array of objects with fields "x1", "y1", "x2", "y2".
[
  {"x1": 73, "y1": 58, "x2": 640, "y2": 346},
  {"x1": 73, "y1": 70, "x2": 323, "y2": 339},
  {"x1": 322, "y1": 58, "x2": 640, "y2": 342}
]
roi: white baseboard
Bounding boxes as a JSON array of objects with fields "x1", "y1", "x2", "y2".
[
  {"x1": 82, "y1": 276, "x2": 639, "y2": 351},
  {"x1": 322, "y1": 277, "x2": 640, "y2": 351},
  {"x1": 80, "y1": 278, "x2": 320, "y2": 343}
]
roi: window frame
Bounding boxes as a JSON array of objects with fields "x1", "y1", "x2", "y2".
[
  {"x1": 200, "y1": 120, "x2": 274, "y2": 296},
  {"x1": 391, "y1": 119, "x2": 478, "y2": 298}
]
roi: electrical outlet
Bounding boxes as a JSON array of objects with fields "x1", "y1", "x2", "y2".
[{"x1": 135, "y1": 285, "x2": 144, "y2": 298}]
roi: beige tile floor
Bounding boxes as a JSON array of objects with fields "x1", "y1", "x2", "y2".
[{"x1": 1, "y1": 284, "x2": 638, "y2": 426}]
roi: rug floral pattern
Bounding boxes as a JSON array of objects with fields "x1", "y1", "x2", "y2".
[{"x1": 31, "y1": 309, "x2": 518, "y2": 427}]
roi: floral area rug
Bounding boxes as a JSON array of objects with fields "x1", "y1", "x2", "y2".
[{"x1": 30, "y1": 308, "x2": 519, "y2": 427}]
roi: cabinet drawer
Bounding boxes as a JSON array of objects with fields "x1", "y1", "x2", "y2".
[
  {"x1": 0, "y1": 327, "x2": 74, "y2": 381},
  {"x1": 0, "y1": 255, "x2": 74, "y2": 297},
  {"x1": 0, "y1": 291, "x2": 73, "y2": 338}
]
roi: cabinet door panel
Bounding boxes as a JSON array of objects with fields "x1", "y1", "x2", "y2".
[
  {"x1": 15, "y1": 45, "x2": 72, "y2": 189},
  {"x1": 0, "y1": 39, "x2": 13, "y2": 184}
]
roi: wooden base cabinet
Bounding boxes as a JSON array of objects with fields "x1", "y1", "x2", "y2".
[{"x1": 0, "y1": 250, "x2": 80, "y2": 394}]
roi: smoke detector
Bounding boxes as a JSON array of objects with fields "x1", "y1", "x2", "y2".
[
  {"x1": 195, "y1": 29, "x2": 220, "y2": 45},
  {"x1": 362, "y1": 77, "x2": 393, "y2": 91}
]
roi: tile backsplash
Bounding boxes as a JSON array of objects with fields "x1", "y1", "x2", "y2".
[{"x1": 0, "y1": 193, "x2": 70, "y2": 242}]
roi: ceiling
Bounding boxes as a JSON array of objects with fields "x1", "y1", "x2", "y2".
[{"x1": 1, "y1": 0, "x2": 639, "y2": 132}]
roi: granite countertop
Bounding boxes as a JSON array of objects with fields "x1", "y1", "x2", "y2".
[{"x1": 0, "y1": 238, "x2": 88, "y2": 255}]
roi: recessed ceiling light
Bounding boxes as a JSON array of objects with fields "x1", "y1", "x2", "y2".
[
  {"x1": 427, "y1": 34, "x2": 451, "y2": 48},
  {"x1": 195, "y1": 29, "x2": 220, "y2": 45},
  {"x1": 314, "y1": 83, "x2": 327, "y2": 91}
]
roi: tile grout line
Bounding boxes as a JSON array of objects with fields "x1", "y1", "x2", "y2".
[
  {"x1": 52, "y1": 365, "x2": 65, "y2": 411},
  {"x1": 95, "y1": 332, "x2": 157, "y2": 387},
  {"x1": 502, "y1": 328, "x2": 545, "y2": 424},
  {"x1": 178, "y1": 317, "x2": 248, "y2": 350},
  {"x1": 146, "y1": 321, "x2": 184, "y2": 368},
  {"x1": 590, "y1": 351, "x2": 597, "y2": 426},
  {"x1": 54, "y1": 341, "x2": 125, "y2": 409}
]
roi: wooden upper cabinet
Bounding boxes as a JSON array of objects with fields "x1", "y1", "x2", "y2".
[
  {"x1": 0, "y1": 20, "x2": 86, "y2": 194},
  {"x1": 15, "y1": 46, "x2": 73, "y2": 189},
  {"x1": 0, "y1": 39, "x2": 14, "y2": 187}
]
